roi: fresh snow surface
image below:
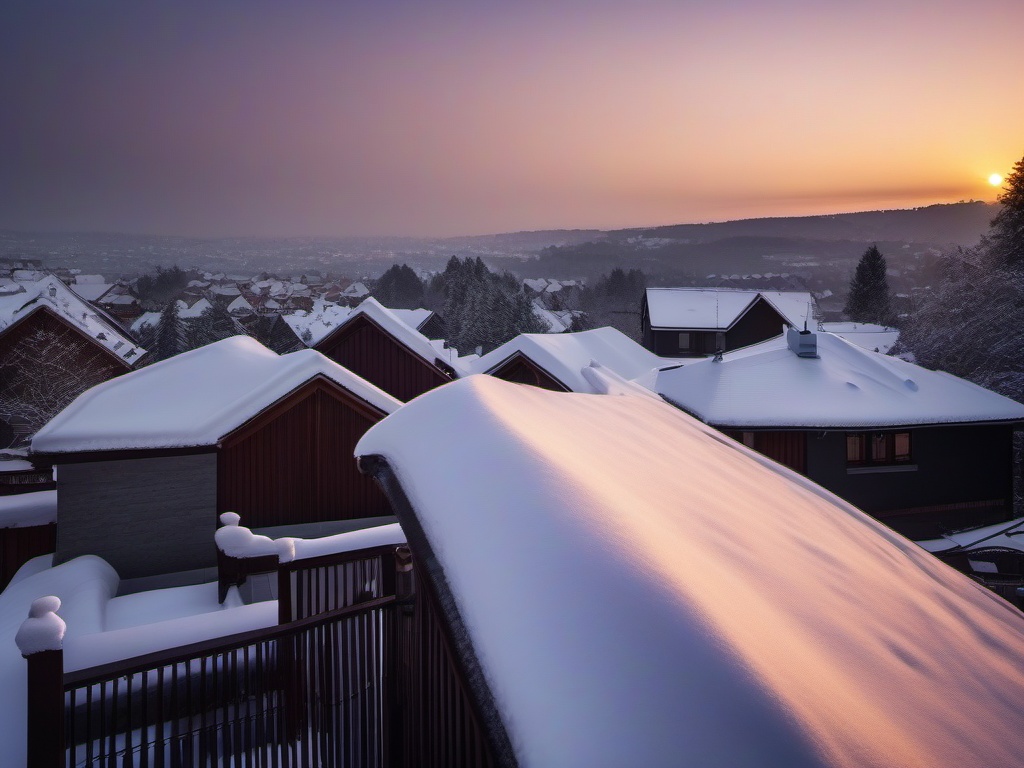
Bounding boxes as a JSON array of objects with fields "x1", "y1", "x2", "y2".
[
  {"x1": 821, "y1": 321, "x2": 900, "y2": 354},
  {"x1": 14, "y1": 595, "x2": 66, "y2": 655},
  {"x1": 917, "y1": 517, "x2": 1024, "y2": 554},
  {"x1": 284, "y1": 300, "x2": 435, "y2": 347},
  {"x1": 469, "y1": 327, "x2": 673, "y2": 393},
  {"x1": 357, "y1": 375, "x2": 1024, "y2": 768},
  {"x1": 655, "y1": 331, "x2": 1024, "y2": 428},
  {"x1": 32, "y1": 336, "x2": 401, "y2": 453},
  {"x1": 645, "y1": 287, "x2": 814, "y2": 330},
  {"x1": 280, "y1": 522, "x2": 406, "y2": 563},
  {"x1": 0, "y1": 556, "x2": 276, "y2": 766},
  {"x1": 0, "y1": 490, "x2": 57, "y2": 528},
  {"x1": 215, "y1": 512, "x2": 286, "y2": 558},
  {"x1": 0, "y1": 275, "x2": 143, "y2": 362}
]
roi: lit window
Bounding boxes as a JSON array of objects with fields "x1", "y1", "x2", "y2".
[{"x1": 846, "y1": 432, "x2": 912, "y2": 467}]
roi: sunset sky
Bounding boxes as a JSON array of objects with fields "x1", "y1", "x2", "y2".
[{"x1": 1, "y1": 0, "x2": 1021, "y2": 238}]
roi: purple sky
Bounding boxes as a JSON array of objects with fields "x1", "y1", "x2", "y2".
[{"x1": 1, "y1": 0, "x2": 1022, "y2": 237}]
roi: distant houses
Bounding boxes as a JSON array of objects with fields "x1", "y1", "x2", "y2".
[
  {"x1": 641, "y1": 287, "x2": 816, "y2": 356},
  {"x1": 654, "y1": 327, "x2": 1024, "y2": 538},
  {"x1": 31, "y1": 337, "x2": 400, "y2": 578}
]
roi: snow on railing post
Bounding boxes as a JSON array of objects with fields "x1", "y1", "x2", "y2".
[{"x1": 17, "y1": 595, "x2": 66, "y2": 768}]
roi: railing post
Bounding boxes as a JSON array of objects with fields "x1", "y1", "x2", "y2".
[{"x1": 17, "y1": 595, "x2": 66, "y2": 768}]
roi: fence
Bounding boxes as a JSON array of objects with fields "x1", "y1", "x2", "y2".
[{"x1": 22, "y1": 543, "x2": 503, "y2": 768}]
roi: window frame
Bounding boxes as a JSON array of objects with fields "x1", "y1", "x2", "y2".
[{"x1": 846, "y1": 430, "x2": 913, "y2": 468}]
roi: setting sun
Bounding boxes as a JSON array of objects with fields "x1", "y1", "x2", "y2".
[{"x1": 989, "y1": 173, "x2": 1004, "y2": 186}]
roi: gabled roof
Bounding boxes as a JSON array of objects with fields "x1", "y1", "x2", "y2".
[
  {"x1": 357, "y1": 375, "x2": 1024, "y2": 767},
  {"x1": 32, "y1": 336, "x2": 401, "y2": 454},
  {"x1": 317, "y1": 297, "x2": 467, "y2": 376},
  {"x1": 645, "y1": 287, "x2": 814, "y2": 330},
  {"x1": 0, "y1": 275, "x2": 143, "y2": 363},
  {"x1": 655, "y1": 331, "x2": 1024, "y2": 428},
  {"x1": 469, "y1": 327, "x2": 674, "y2": 393},
  {"x1": 285, "y1": 300, "x2": 436, "y2": 347}
]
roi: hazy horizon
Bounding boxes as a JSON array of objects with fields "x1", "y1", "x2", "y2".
[{"x1": 2, "y1": 0, "x2": 1020, "y2": 239}]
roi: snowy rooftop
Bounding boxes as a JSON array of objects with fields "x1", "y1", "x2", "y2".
[
  {"x1": 469, "y1": 327, "x2": 673, "y2": 393},
  {"x1": 32, "y1": 336, "x2": 401, "y2": 454},
  {"x1": 285, "y1": 299, "x2": 434, "y2": 347},
  {"x1": 645, "y1": 287, "x2": 815, "y2": 330},
  {"x1": 655, "y1": 331, "x2": 1024, "y2": 428},
  {"x1": 0, "y1": 275, "x2": 143, "y2": 363},
  {"x1": 821, "y1": 321, "x2": 900, "y2": 355},
  {"x1": 356, "y1": 375, "x2": 1024, "y2": 767},
  {"x1": 319, "y1": 297, "x2": 466, "y2": 375}
]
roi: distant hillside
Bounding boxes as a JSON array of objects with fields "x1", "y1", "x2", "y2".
[{"x1": 626, "y1": 202, "x2": 995, "y2": 247}]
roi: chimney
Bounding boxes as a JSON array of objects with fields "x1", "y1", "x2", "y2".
[{"x1": 787, "y1": 325, "x2": 818, "y2": 358}]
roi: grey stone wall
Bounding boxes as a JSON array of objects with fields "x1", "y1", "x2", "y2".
[{"x1": 55, "y1": 452, "x2": 218, "y2": 578}]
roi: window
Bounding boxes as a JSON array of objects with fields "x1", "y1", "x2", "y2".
[
  {"x1": 677, "y1": 332, "x2": 691, "y2": 352},
  {"x1": 846, "y1": 431, "x2": 912, "y2": 467}
]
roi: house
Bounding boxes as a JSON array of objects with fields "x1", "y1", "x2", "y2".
[
  {"x1": 0, "y1": 276, "x2": 143, "y2": 449},
  {"x1": 355, "y1": 374, "x2": 1024, "y2": 767},
  {"x1": 31, "y1": 336, "x2": 401, "y2": 578},
  {"x1": 313, "y1": 297, "x2": 464, "y2": 402},
  {"x1": 469, "y1": 326, "x2": 673, "y2": 393},
  {"x1": 641, "y1": 287, "x2": 815, "y2": 356},
  {"x1": 653, "y1": 327, "x2": 1024, "y2": 538}
]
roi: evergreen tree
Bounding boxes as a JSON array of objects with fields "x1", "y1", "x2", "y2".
[
  {"x1": 188, "y1": 301, "x2": 239, "y2": 350},
  {"x1": 844, "y1": 245, "x2": 892, "y2": 323},
  {"x1": 988, "y1": 155, "x2": 1024, "y2": 271},
  {"x1": 154, "y1": 300, "x2": 187, "y2": 361},
  {"x1": 373, "y1": 263, "x2": 425, "y2": 308}
]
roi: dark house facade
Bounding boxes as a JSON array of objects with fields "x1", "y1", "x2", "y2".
[
  {"x1": 32, "y1": 338, "x2": 400, "y2": 578},
  {"x1": 657, "y1": 329, "x2": 1024, "y2": 539},
  {"x1": 0, "y1": 306, "x2": 136, "y2": 449},
  {"x1": 314, "y1": 298, "x2": 459, "y2": 402},
  {"x1": 641, "y1": 288, "x2": 815, "y2": 357}
]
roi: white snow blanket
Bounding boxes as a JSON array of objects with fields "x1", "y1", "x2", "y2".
[
  {"x1": 357, "y1": 375, "x2": 1024, "y2": 768},
  {"x1": 0, "y1": 490, "x2": 57, "y2": 529},
  {"x1": 645, "y1": 287, "x2": 814, "y2": 329},
  {"x1": 470, "y1": 326, "x2": 673, "y2": 393},
  {"x1": 656, "y1": 331, "x2": 1024, "y2": 428},
  {"x1": 32, "y1": 336, "x2": 401, "y2": 453}
]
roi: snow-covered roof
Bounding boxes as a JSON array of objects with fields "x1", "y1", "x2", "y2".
[
  {"x1": 530, "y1": 301, "x2": 569, "y2": 333},
  {"x1": 284, "y1": 301, "x2": 437, "y2": 347},
  {"x1": 69, "y1": 282, "x2": 113, "y2": 301},
  {"x1": 342, "y1": 281, "x2": 369, "y2": 297},
  {"x1": 470, "y1": 327, "x2": 671, "y2": 393},
  {"x1": 226, "y1": 295, "x2": 255, "y2": 314},
  {"x1": 0, "y1": 275, "x2": 143, "y2": 363},
  {"x1": 356, "y1": 375, "x2": 1024, "y2": 768},
  {"x1": 0, "y1": 490, "x2": 56, "y2": 529},
  {"x1": 655, "y1": 331, "x2": 1024, "y2": 428},
  {"x1": 176, "y1": 297, "x2": 212, "y2": 318},
  {"x1": 131, "y1": 311, "x2": 161, "y2": 332},
  {"x1": 821, "y1": 321, "x2": 900, "y2": 355},
  {"x1": 917, "y1": 516, "x2": 1024, "y2": 554},
  {"x1": 322, "y1": 297, "x2": 466, "y2": 375},
  {"x1": 32, "y1": 336, "x2": 401, "y2": 454},
  {"x1": 645, "y1": 287, "x2": 815, "y2": 330}
]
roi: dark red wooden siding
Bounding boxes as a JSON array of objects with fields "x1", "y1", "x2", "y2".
[
  {"x1": 489, "y1": 354, "x2": 569, "y2": 392},
  {"x1": 0, "y1": 523, "x2": 56, "y2": 590},
  {"x1": 726, "y1": 430, "x2": 807, "y2": 474},
  {"x1": 218, "y1": 378, "x2": 390, "y2": 527},
  {"x1": 0, "y1": 308, "x2": 131, "y2": 448},
  {"x1": 315, "y1": 314, "x2": 451, "y2": 402}
]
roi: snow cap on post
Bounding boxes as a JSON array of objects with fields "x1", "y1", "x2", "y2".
[{"x1": 16, "y1": 596, "x2": 66, "y2": 657}]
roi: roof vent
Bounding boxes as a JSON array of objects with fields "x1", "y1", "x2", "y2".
[{"x1": 787, "y1": 326, "x2": 818, "y2": 358}]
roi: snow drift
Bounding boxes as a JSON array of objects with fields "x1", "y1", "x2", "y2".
[{"x1": 357, "y1": 374, "x2": 1024, "y2": 768}]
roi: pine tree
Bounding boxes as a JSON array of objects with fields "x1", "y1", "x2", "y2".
[
  {"x1": 844, "y1": 245, "x2": 892, "y2": 323},
  {"x1": 154, "y1": 300, "x2": 187, "y2": 361},
  {"x1": 373, "y1": 263, "x2": 425, "y2": 308},
  {"x1": 988, "y1": 155, "x2": 1024, "y2": 271}
]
